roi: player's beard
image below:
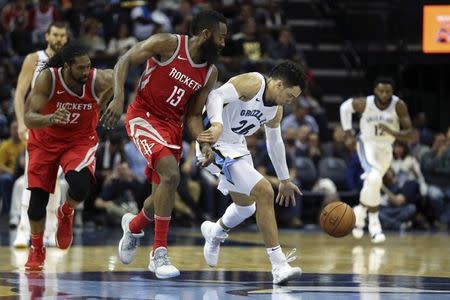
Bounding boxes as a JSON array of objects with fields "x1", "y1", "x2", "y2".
[
  {"x1": 70, "y1": 69, "x2": 88, "y2": 85},
  {"x1": 49, "y1": 42, "x2": 64, "y2": 53},
  {"x1": 200, "y1": 36, "x2": 222, "y2": 64}
]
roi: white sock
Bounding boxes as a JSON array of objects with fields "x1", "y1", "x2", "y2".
[
  {"x1": 267, "y1": 245, "x2": 285, "y2": 267},
  {"x1": 213, "y1": 221, "x2": 229, "y2": 237},
  {"x1": 368, "y1": 211, "x2": 380, "y2": 225}
]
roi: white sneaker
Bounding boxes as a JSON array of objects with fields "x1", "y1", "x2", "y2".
[
  {"x1": 118, "y1": 213, "x2": 144, "y2": 264},
  {"x1": 352, "y1": 205, "x2": 367, "y2": 239},
  {"x1": 148, "y1": 247, "x2": 180, "y2": 279},
  {"x1": 371, "y1": 232, "x2": 386, "y2": 243},
  {"x1": 201, "y1": 221, "x2": 228, "y2": 267},
  {"x1": 352, "y1": 228, "x2": 364, "y2": 239},
  {"x1": 13, "y1": 230, "x2": 29, "y2": 248},
  {"x1": 272, "y1": 249, "x2": 302, "y2": 285},
  {"x1": 369, "y1": 220, "x2": 386, "y2": 244}
]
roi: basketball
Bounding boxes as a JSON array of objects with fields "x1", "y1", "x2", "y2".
[{"x1": 320, "y1": 201, "x2": 356, "y2": 237}]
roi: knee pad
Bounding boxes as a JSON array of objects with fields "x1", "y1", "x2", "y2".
[
  {"x1": 65, "y1": 168, "x2": 93, "y2": 202},
  {"x1": 28, "y1": 189, "x2": 50, "y2": 221},
  {"x1": 234, "y1": 203, "x2": 256, "y2": 219}
]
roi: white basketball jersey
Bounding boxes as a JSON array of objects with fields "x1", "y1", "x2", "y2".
[
  {"x1": 212, "y1": 73, "x2": 278, "y2": 157},
  {"x1": 359, "y1": 95, "x2": 400, "y2": 144},
  {"x1": 31, "y1": 50, "x2": 49, "y2": 88}
]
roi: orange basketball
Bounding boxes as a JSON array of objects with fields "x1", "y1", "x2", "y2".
[{"x1": 320, "y1": 201, "x2": 356, "y2": 237}]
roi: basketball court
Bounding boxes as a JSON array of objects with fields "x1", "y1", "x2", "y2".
[{"x1": 1, "y1": 223, "x2": 449, "y2": 299}]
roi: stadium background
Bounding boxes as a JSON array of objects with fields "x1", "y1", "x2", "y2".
[{"x1": 0, "y1": 0, "x2": 449, "y2": 231}]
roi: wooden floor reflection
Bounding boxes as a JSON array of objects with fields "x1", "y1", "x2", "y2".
[{"x1": 0, "y1": 229, "x2": 449, "y2": 299}]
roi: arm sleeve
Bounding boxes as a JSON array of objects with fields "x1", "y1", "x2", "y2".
[
  {"x1": 264, "y1": 125, "x2": 290, "y2": 181},
  {"x1": 206, "y1": 82, "x2": 240, "y2": 125},
  {"x1": 339, "y1": 98, "x2": 354, "y2": 131}
]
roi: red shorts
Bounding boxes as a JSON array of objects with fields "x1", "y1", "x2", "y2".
[
  {"x1": 27, "y1": 141, "x2": 98, "y2": 193},
  {"x1": 125, "y1": 106, "x2": 182, "y2": 184}
]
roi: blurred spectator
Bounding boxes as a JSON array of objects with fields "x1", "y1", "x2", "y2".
[
  {"x1": 306, "y1": 132, "x2": 321, "y2": 165},
  {"x1": 421, "y1": 130, "x2": 450, "y2": 229},
  {"x1": 230, "y1": 3, "x2": 253, "y2": 34},
  {"x1": 391, "y1": 141, "x2": 428, "y2": 197},
  {"x1": 171, "y1": 0, "x2": 193, "y2": 35},
  {"x1": 281, "y1": 102, "x2": 319, "y2": 134},
  {"x1": 413, "y1": 112, "x2": 434, "y2": 146},
  {"x1": 345, "y1": 135, "x2": 364, "y2": 191},
  {"x1": 268, "y1": 27, "x2": 297, "y2": 61},
  {"x1": 29, "y1": 0, "x2": 60, "y2": 46},
  {"x1": 322, "y1": 125, "x2": 349, "y2": 161},
  {"x1": 0, "y1": 120, "x2": 25, "y2": 215},
  {"x1": 408, "y1": 128, "x2": 429, "y2": 162},
  {"x1": 254, "y1": 0, "x2": 285, "y2": 31},
  {"x1": 124, "y1": 139, "x2": 147, "y2": 182},
  {"x1": 131, "y1": 0, "x2": 171, "y2": 41},
  {"x1": 1, "y1": 0, "x2": 29, "y2": 33},
  {"x1": 79, "y1": 17, "x2": 107, "y2": 57},
  {"x1": 379, "y1": 168, "x2": 417, "y2": 231},
  {"x1": 231, "y1": 17, "x2": 271, "y2": 71},
  {"x1": 106, "y1": 23, "x2": 138, "y2": 57},
  {"x1": 95, "y1": 162, "x2": 140, "y2": 226}
]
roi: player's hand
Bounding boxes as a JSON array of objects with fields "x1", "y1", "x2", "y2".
[
  {"x1": 377, "y1": 123, "x2": 393, "y2": 135},
  {"x1": 197, "y1": 123, "x2": 223, "y2": 144},
  {"x1": 100, "y1": 96, "x2": 123, "y2": 129},
  {"x1": 49, "y1": 108, "x2": 70, "y2": 125},
  {"x1": 17, "y1": 122, "x2": 28, "y2": 141},
  {"x1": 276, "y1": 179, "x2": 303, "y2": 207},
  {"x1": 197, "y1": 142, "x2": 214, "y2": 167}
]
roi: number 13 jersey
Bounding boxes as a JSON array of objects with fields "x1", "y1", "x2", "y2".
[{"x1": 131, "y1": 34, "x2": 213, "y2": 128}]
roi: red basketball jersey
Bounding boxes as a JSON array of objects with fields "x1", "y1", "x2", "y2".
[
  {"x1": 131, "y1": 34, "x2": 213, "y2": 127},
  {"x1": 28, "y1": 67, "x2": 100, "y2": 146}
]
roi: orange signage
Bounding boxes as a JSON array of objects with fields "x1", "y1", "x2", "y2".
[{"x1": 423, "y1": 5, "x2": 450, "y2": 53}]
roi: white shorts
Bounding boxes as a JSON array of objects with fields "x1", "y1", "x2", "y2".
[
  {"x1": 357, "y1": 138, "x2": 393, "y2": 176},
  {"x1": 196, "y1": 143, "x2": 263, "y2": 196}
]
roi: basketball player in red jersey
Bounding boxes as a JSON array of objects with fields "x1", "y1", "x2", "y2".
[
  {"x1": 23, "y1": 43, "x2": 113, "y2": 271},
  {"x1": 101, "y1": 10, "x2": 227, "y2": 279}
]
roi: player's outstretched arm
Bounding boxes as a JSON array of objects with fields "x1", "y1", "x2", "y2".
[
  {"x1": 14, "y1": 53, "x2": 37, "y2": 140},
  {"x1": 378, "y1": 100, "x2": 413, "y2": 141},
  {"x1": 101, "y1": 33, "x2": 177, "y2": 129},
  {"x1": 24, "y1": 69, "x2": 69, "y2": 129},
  {"x1": 339, "y1": 97, "x2": 365, "y2": 137},
  {"x1": 265, "y1": 106, "x2": 302, "y2": 207}
]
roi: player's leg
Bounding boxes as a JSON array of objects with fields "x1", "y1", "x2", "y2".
[
  {"x1": 366, "y1": 146, "x2": 392, "y2": 243},
  {"x1": 44, "y1": 170, "x2": 62, "y2": 247},
  {"x1": 202, "y1": 157, "x2": 301, "y2": 284},
  {"x1": 25, "y1": 188, "x2": 50, "y2": 271},
  {"x1": 147, "y1": 152, "x2": 181, "y2": 279},
  {"x1": 25, "y1": 144, "x2": 59, "y2": 270},
  {"x1": 356, "y1": 140, "x2": 386, "y2": 242},
  {"x1": 54, "y1": 168, "x2": 92, "y2": 250}
]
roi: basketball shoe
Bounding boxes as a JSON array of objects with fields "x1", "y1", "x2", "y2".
[
  {"x1": 25, "y1": 246, "x2": 46, "y2": 271},
  {"x1": 148, "y1": 247, "x2": 180, "y2": 279},
  {"x1": 272, "y1": 249, "x2": 302, "y2": 285},
  {"x1": 201, "y1": 220, "x2": 228, "y2": 267},
  {"x1": 118, "y1": 213, "x2": 144, "y2": 264},
  {"x1": 352, "y1": 205, "x2": 367, "y2": 239},
  {"x1": 369, "y1": 218, "x2": 386, "y2": 243},
  {"x1": 56, "y1": 206, "x2": 74, "y2": 249}
]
